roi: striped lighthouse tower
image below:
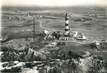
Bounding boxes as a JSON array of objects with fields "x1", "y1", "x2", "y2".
[{"x1": 64, "y1": 13, "x2": 70, "y2": 40}]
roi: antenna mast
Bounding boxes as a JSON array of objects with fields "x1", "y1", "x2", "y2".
[{"x1": 33, "y1": 17, "x2": 35, "y2": 41}]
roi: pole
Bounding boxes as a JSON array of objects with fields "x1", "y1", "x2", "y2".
[{"x1": 33, "y1": 17, "x2": 35, "y2": 41}]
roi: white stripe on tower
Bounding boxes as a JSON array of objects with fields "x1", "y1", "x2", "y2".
[{"x1": 66, "y1": 19, "x2": 69, "y2": 24}]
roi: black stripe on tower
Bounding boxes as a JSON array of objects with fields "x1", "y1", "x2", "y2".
[
  {"x1": 65, "y1": 17, "x2": 68, "y2": 20},
  {"x1": 65, "y1": 28, "x2": 69, "y2": 31},
  {"x1": 65, "y1": 23, "x2": 68, "y2": 26}
]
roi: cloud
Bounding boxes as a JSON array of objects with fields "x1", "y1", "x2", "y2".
[{"x1": 2, "y1": 0, "x2": 107, "y2": 6}]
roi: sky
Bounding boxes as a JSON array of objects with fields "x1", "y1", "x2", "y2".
[{"x1": 2, "y1": 0, "x2": 107, "y2": 6}]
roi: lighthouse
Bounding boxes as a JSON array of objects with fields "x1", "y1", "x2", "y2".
[{"x1": 64, "y1": 13, "x2": 70, "y2": 40}]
